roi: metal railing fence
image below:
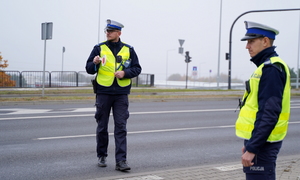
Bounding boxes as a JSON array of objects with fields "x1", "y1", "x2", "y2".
[{"x1": 0, "y1": 71, "x2": 154, "y2": 88}]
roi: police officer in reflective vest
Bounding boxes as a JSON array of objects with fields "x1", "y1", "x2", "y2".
[
  {"x1": 85, "y1": 19, "x2": 142, "y2": 171},
  {"x1": 235, "y1": 21, "x2": 290, "y2": 180}
]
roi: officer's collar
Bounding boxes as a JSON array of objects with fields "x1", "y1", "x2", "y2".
[
  {"x1": 107, "y1": 39, "x2": 122, "y2": 47},
  {"x1": 250, "y1": 46, "x2": 278, "y2": 67}
]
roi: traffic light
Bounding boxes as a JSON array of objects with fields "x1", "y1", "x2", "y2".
[
  {"x1": 185, "y1": 51, "x2": 192, "y2": 63},
  {"x1": 225, "y1": 52, "x2": 229, "y2": 60}
]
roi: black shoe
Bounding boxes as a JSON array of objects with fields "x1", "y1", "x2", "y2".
[
  {"x1": 115, "y1": 160, "x2": 131, "y2": 171},
  {"x1": 98, "y1": 156, "x2": 107, "y2": 167}
]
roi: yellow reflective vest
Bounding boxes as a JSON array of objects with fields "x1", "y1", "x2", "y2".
[
  {"x1": 96, "y1": 44, "x2": 131, "y2": 87},
  {"x1": 235, "y1": 56, "x2": 290, "y2": 142}
]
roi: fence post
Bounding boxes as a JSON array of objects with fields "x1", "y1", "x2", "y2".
[
  {"x1": 49, "y1": 72, "x2": 51, "y2": 87},
  {"x1": 76, "y1": 72, "x2": 79, "y2": 87},
  {"x1": 19, "y1": 71, "x2": 22, "y2": 88},
  {"x1": 136, "y1": 76, "x2": 139, "y2": 87},
  {"x1": 146, "y1": 75, "x2": 149, "y2": 86},
  {"x1": 150, "y1": 74, "x2": 154, "y2": 87}
]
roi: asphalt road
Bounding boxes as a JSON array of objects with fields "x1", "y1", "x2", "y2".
[{"x1": 1, "y1": 99, "x2": 300, "y2": 180}]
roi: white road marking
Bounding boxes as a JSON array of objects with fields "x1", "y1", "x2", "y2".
[
  {"x1": 70, "y1": 107, "x2": 95, "y2": 112},
  {"x1": 0, "y1": 113, "x2": 94, "y2": 121},
  {"x1": 0, "y1": 108, "x2": 52, "y2": 114},
  {"x1": 35, "y1": 121, "x2": 300, "y2": 140},
  {"x1": 37, "y1": 134, "x2": 94, "y2": 140},
  {"x1": 0, "y1": 108, "x2": 236, "y2": 121},
  {"x1": 215, "y1": 164, "x2": 242, "y2": 171},
  {"x1": 36, "y1": 125, "x2": 235, "y2": 140},
  {"x1": 116, "y1": 175, "x2": 164, "y2": 180},
  {"x1": 1, "y1": 104, "x2": 299, "y2": 116},
  {"x1": 11, "y1": 109, "x2": 51, "y2": 114},
  {"x1": 1, "y1": 106, "x2": 299, "y2": 121}
]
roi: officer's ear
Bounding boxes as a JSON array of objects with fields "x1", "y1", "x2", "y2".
[
  {"x1": 262, "y1": 37, "x2": 272, "y2": 47},
  {"x1": 117, "y1": 30, "x2": 122, "y2": 36}
]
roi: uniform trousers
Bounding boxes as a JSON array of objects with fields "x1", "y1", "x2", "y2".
[
  {"x1": 95, "y1": 94, "x2": 129, "y2": 163},
  {"x1": 243, "y1": 140, "x2": 282, "y2": 180}
]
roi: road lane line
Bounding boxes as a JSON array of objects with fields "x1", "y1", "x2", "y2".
[
  {"x1": 0, "y1": 108, "x2": 236, "y2": 121},
  {"x1": 36, "y1": 125, "x2": 235, "y2": 140},
  {"x1": 0, "y1": 114, "x2": 94, "y2": 121},
  {"x1": 35, "y1": 121, "x2": 300, "y2": 140},
  {"x1": 1, "y1": 106, "x2": 299, "y2": 121},
  {"x1": 1, "y1": 105, "x2": 299, "y2": 120}
]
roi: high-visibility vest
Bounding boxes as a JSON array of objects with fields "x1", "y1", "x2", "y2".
[
  {"x1": 235, "y1": 56, "x2": 290, "y2": 142},
  {"x1": 96, "y1": 43, "x2": 131, "y2": 87}
]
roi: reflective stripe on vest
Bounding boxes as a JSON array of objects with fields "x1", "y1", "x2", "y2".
[
  {"x1": 235, "y1": 57, "x2": 290, "y2": 142},
  {"x1": 96, "y1": 44, "x2": 131, "y2": 87}
]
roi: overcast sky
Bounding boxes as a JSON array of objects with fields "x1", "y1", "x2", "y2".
[{"x1": 1, "y1": 0, "x2": 300, "y2": 82}]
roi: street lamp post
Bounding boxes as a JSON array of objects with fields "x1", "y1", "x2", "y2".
[
  {"x1": 227, "y1": 8, "x2": 300, "y2": 90},
  {"x1": 97, "y1": 0, "x2": 101, "y2": 43},
  {"x1": 217, "y1": 0, "x2": 223, "y2": 89},
  {"x1": 61, "y1": 47, "x2": 65, "y2": 72},
  {"x1": 61, "y1": 46, "x2": 65, "y2": 86},
  {"x1": 297, "y1": 11, "x2": 300, "y2": 89}
]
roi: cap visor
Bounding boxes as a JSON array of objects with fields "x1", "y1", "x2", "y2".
[
  {"x1": 241, "y1": 34, "x2": 264, "y2": 41},
  {"x1": 241, "y1": 36, "x2": 255, "y2": 41},
  {"x1": 105, "y1": 27, "x2": 120, "y2": 31}
]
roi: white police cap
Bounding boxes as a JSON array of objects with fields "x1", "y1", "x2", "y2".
[
  {"x1": 105, "y1": 19, "x2": 124, "y2": 31},
  {"x1": 241, "y1": 21, "x2": 279, "y2": 41}
]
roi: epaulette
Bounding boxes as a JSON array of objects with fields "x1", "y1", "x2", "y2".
[
  {"x1": 272, "y1": 62, "x2": 283, "y2": 72},
  {"x1": 264, "y1": 59, "x2": 271, "y2": 65},
  {"x1": 97, "y1": 42, "x2": 106, "y2": 46},
  {"x1": 264, "y1": 59, "x2": 283, "y2": 72},
  {"x1": 122, "y1": 42, "x2": 133, "y2": 49}
]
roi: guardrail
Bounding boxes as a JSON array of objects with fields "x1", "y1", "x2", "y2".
[{"x1": 0, "y1": 71, "x2": 154, "y2": 88}]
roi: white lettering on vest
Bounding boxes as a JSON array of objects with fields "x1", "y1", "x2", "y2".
[{"x1": 250, "y1": 166, "x2": 265, "y2": 171}]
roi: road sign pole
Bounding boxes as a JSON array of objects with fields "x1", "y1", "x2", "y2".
[
  {"x1": 42, "y1": 23, "x2": 47, "y2": 97},
  {"x1": 41, "y1": 22, "x2": 53, "y2": 97}
]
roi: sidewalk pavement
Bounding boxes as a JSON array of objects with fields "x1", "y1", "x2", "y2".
[{"x1": 95, "y1": 155, "x2": 300, "y2": 180}]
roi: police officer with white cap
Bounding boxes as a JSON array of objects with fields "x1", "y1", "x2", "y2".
[
  {"x1": 235, "y1": 21, "x2": 290, "y2": 180},
  {"x1": 85, "y1": 19, "x2": 142, "y2": 171}
]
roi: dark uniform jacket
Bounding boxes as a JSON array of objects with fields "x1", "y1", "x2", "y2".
[
  {"x1": 245, "y1": 46, "x2": 287, "y2": 154},
  {"x1": 85, "y1": 39, "x2": 142, "y2": 95}
]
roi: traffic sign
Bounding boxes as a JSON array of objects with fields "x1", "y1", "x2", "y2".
[
  {"x1": 178, "y1": 39, "x2": 185, "y2": 47},
  {"x1": 41, "y1": 22, "x2": 53, "y2": 40}
]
